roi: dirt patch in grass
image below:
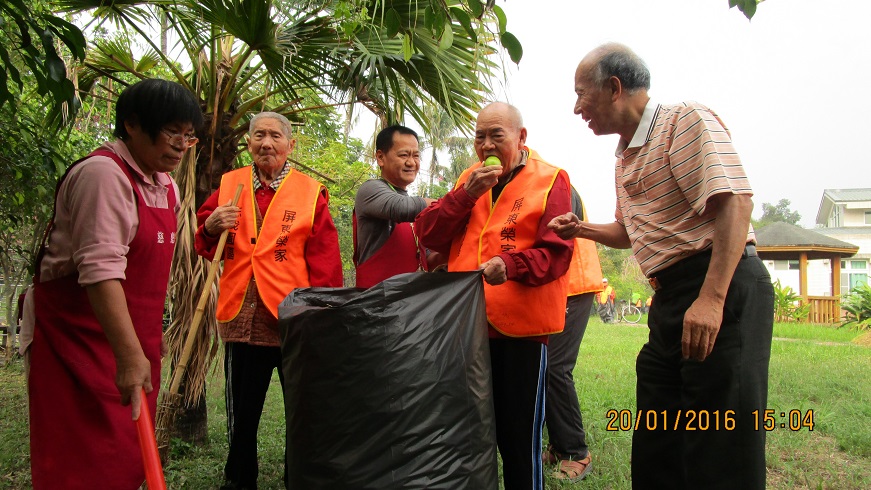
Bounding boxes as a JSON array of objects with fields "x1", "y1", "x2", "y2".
[
  {"x1": 853, "y1": 331, "x2": 871, "y2": 347},
  {"x1": 774, "y1": 337, "x2": 862, "y2": 347},
  {"x1": 767, "y1": 432, "x2": 871, "y2": 489}
]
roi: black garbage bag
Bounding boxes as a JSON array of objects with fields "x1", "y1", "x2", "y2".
[{"x1": 278, "y1": 271, "x2": 497, "y2": 489}]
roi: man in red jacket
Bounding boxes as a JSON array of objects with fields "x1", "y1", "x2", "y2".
[
  {"x1": 195, "y1": 111, "x2": 343, "y2": 490},
  {"x1": 415, "y1": 102, "x2": 573, "y2": 490}
]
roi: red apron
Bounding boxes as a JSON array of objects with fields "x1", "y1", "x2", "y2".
[
  {"x1": 29, "y1": 150, "x2": 176, "y2": 489},
  {"x1": 353, "y1": 212, "x2": 426, "y2": 289}
]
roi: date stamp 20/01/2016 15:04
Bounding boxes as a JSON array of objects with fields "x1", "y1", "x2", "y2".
[{"x1": 605, "y1": 409, "x2": 815, "y2": 432}]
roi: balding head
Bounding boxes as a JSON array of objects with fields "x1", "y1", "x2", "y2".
[
  {"x1": 474, "y1": 101, "x2": 527, "y2": 175},
  {"x1": 479, "y1": 102, "x2": 524, "y2": 131},
  {"x1": 579, "y1": 43, "x2": 650, "y2": 94}
]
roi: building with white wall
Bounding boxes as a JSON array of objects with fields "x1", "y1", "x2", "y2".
[{"x1": 815, "y1": 188, "x2": 871, "y2": 295}]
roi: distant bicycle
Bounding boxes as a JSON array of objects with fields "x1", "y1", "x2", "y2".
[{"x1": 617, "y1": 300, "x2": 643, "y2": 324}]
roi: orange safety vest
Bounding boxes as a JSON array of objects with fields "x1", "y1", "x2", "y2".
[
  {"x1": 215, "y1": 167, "x2": 323, "y2": 321},
  {"x1": 567, "y1": 237, "x2": 604, "y2": 296},
  {"x1": 448, "y1": 149, "x2": 569, "y2": 337}
]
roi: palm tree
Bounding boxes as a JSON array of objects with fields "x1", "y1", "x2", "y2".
[
  {"x1": 418, "y1": 103, "x2": 453, "y2": 194},
  {"x1": 416, "y1": 100, "x2": 482, "y2": 198},
  {"x1": 445, "y1": 133, "x2": 477, "y2": 183},
  {"x1": 55, "y1": 0, "x2": 511, "y2": 444}
]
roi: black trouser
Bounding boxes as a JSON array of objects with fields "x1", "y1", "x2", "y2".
[
  {"x1": 545, "y1": 293, "x2": 595, "y2": 459},
  {"x1": 632, "y1": 253, "x2": 774, "y2": 490},
  {"x1": 224, "y1": 342, "x2": 285, "y2": 489},
  {"x1": 490, "y1": 338, "x2": 547, "y2": 490}
]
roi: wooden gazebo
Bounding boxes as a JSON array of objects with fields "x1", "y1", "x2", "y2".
[{"x1": 755, "y1": 222, "x2": 859, "y2": 323}]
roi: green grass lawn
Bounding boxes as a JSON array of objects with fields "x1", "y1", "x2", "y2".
[
  {"x1": 773, "y1": 322, "x2": 866, "y2": 343},
  {"x1": 1, "y1": 320, "x2": 869, "y2": 489}
]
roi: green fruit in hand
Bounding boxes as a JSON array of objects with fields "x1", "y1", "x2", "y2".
[{"x1": 484, "y1": 156, "x2": 501, "y2": 167}]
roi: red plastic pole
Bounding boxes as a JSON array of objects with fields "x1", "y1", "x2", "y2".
[{"x1": 135, "y1": 388, "x2": 167, "y2": 490}]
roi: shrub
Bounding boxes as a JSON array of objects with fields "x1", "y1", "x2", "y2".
[
  {"x1": 773, "y1": 280, "x2": 810, "y2": 322},
  {"x1": 841, "y1": 283, "x2": 871, "y2": 331}
]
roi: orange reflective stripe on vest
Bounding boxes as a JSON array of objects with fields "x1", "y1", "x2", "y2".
[
  {"x1": 216, "y1": 167, "x2": 322, "y2": 321},
  {"x1": 448, "y1": 149, "x2": 568, "y2": 337}
]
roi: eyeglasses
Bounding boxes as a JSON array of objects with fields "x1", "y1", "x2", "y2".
[{"x1": 160, "y1": 128, "x2": 199, "y2": 148}]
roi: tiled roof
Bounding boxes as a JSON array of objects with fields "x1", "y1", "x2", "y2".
[
  {"x1": 822, "y1": 188, "x2": 871, "y2": 202},
  {"x1": 816, "y1": 188, "x2": 871, "y2": 224},
  {"x1": 756, "y1": 222, "x2": 858, "y2": 249}
]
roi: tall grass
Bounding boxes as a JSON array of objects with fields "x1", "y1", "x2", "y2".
[{"x1": 1, "y1": 320, "x2": 868, "y2": 489}]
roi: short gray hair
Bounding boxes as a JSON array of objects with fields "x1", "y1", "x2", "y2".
[
  {"x1": 588, "y1": 43, "x2": 650, "y2": 94},
  {"x1": 249, "y1": 111, "x2": 292, "y2": 137}
]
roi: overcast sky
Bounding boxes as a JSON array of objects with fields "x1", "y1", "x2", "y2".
[{"x1": 354, "y1": 0, "x2": 871, "y2": 228}]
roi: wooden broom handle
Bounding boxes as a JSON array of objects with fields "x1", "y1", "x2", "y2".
[{"x1": 168, "y1": 183, "x2": 244, "y2": 395}]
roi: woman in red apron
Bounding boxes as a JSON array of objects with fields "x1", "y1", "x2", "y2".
[{"x1": 28, "y1": 79, "x2": 203, "y2": 489}]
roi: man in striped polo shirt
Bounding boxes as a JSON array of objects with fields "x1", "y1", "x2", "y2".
[{"x1": 549, "y1": 43, "x2": 774, "y2": 489}]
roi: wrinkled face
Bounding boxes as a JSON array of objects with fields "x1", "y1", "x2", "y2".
[
  {"x1": 377, "y1": 132, "x2": 421, "y2": 189},
  {"x1": 474, "y1": 106, "x2": 526, "y2": 171},
  {"x1": 248, "y1": 117, "x2": 295, "y2": 174},
  {"x1": 574, "y1": 62, "x2": 617, "y2": 136},
  {"x1": 125, "y1": 120, "x2": 194, "y2": 177}
]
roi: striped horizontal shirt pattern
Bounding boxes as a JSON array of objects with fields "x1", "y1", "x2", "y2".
[{"x1": 615, "y1": 102, "x2": 755, "y2": 277}]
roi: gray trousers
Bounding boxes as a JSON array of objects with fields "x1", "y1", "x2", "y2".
[{"x1": 545, "y1": 293, "x2": 595, "y2": 459}]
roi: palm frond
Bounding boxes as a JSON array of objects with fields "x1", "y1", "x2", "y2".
[
  {"x1": 326, "y1": 1, "x2": 497, "y2": 134},
  {"x1": 54, "y1": 0, "x2": 158, "y2": 32}
]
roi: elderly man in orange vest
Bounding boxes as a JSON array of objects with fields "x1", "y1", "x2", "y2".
[
  {"x1": 195, "y1": 111, "x2": 343, "y2": 489},
  {"x1": 415, "y1": 102, "x2": 574, "y2": 490}
]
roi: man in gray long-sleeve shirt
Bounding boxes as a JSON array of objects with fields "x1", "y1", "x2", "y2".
[{"x1": 353, "y1": 125, "x2": 435, "y2": 288}]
